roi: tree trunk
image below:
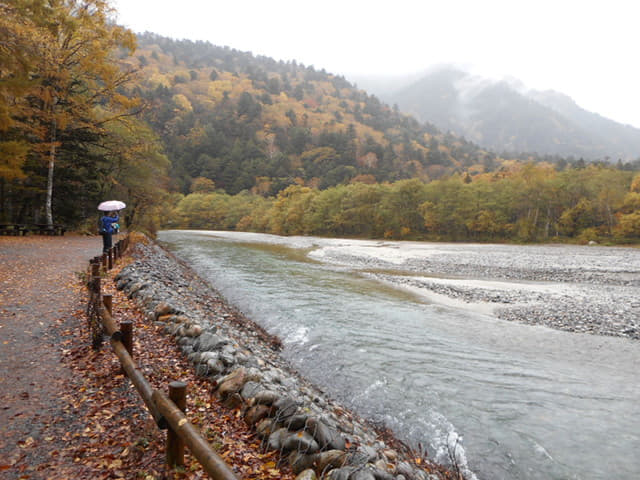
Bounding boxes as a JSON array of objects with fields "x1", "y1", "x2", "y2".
[
  {"x1": 45, "y1": 116, "x2": 56, "y2": 226},
  {"x1": 0, "y1": 179, "x2": 6, "y2": 223}
]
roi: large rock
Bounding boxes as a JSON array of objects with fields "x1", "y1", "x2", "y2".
[
  {"x1": 285, "y1": 414, "x2": 311, "y2": 431},
  {"x1": 395, "y1": 462, "x2": 417, "y2": 479},
  {"x1": 267, "y1": 427, "x2": 289, "y2": 451},
  {"x1": 273, "y1": 396, "x2": 299, "y2": 422},
  {"x1": 324, "y1": 467, "x2": 356, "y2": 480},
  {"x1": 199, "y1": 351, "x2": 220, "y2": 363},
  {"x1": 350, "y1": 468, "x2": 376, "y2": 480},
  {"x1": 253, "y1": 390, "x2": 280, "y2": 406},
  {"x1": 372, "y1": 469, "x2": 394, "y2": 480},
  {"x1": 217, "y1": 368, "x2": 247, "y2": 399},
  {"x1": 244, "y1": 404, "x2": 273, "y2": 427},
  {"x1": 282, "y1": 431, "x2": 320, "y2": 454},
  {"x1": 314, "y1": 450, "x2": 347, "y2": 474},
  {"x1": 240, "y1": 381, "x2": 262, "y2": 400},
  {"x1": 194, "y1": 332, "x2": 227, "y2": 352},
  {"x1": 307, "y1": 417, "x2": 346, "y2": 451}
]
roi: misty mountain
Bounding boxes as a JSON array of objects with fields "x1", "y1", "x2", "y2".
[{"x1": 363, "y1": 67, "x2": 640, "y2": 161}]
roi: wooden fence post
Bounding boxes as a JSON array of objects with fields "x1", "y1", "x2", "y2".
[
  {"x1": 120, "y1": 320, "x2": 133, "y2": 357},
  {"x1": 91, "y1": 275, "x2": 101, "y2": 295},
  {"x1": 167, "y1": 381, "x2": 187, "y2": 468},
  {"x1": 103, "y1": 294, "x2": 112, "y2": 316},
  {"x1": 91, "y1": 261, "x2": 100, "y2": 278}
]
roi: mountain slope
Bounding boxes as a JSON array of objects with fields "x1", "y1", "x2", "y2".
[
  {"x1": 382, "y1": 67, "x2": 640, "y2": 160},
  {"x1": 123, "y1": 35, "x2": 504, "y2": 195}
]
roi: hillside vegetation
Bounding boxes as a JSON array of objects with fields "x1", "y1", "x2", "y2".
[
  {"x1": 169, "y1": 163, "x2": 640, "y2": 243},
  {"x1": 130, "y1": 33, "x2": 504, "y2": 196}
]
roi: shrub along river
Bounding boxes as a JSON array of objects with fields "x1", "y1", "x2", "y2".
[{"x1": 159, "y1": 230, "x2": 640, "y2": 480}]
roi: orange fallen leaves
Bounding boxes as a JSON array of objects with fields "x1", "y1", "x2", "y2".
[{"x1": 45, "y1": 255, "x2": 298, "y2": 480}]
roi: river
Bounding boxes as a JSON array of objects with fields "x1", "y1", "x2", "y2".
[{"x1": 158, "y1": 230, "x2": 640, "y2": 480}]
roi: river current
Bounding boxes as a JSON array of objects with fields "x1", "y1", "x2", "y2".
[{"x1": 158, "y1": 230, "x2": 640, "y2": 480}]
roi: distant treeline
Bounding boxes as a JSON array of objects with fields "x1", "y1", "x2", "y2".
[{"x1": 167, "y1": 163, "x2": 640, "y2": 243}]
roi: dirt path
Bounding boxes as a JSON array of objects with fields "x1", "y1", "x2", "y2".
[{"x1": 0, "y1": 235, "x2": 101, "y2": 478}]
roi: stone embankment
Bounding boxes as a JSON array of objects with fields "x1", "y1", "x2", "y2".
[{"x1": 115, "y1": 239, "x2": 449, "y2": 480}]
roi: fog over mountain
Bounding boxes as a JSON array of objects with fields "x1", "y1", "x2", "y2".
[{"x1": 352, "y1": 67, "x2": 640, "y2": 161}]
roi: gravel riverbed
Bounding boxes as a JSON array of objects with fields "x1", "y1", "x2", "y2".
[{"x1": 308, "y1": 242, "x2": 640, "y2": 340}]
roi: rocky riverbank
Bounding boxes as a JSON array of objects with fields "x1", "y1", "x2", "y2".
[{"x1": 115, "y1": 238, "x2": 454, "y2": 480}]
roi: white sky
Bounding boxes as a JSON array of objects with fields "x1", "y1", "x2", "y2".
[{"x1": 113, "y1": 0, "x2": 640, "y2": 128}]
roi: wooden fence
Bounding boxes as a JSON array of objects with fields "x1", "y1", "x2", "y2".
[
  {"x1": 0, "y1": 223, "x2": 66, "y2": 235},
  {"x1": 87, "y1": 236, "x2": 239, "y2": 479}
]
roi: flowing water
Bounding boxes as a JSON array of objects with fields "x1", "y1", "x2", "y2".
[{"x1": 159, "y1": 230, "x2": 640, "y2": 480}]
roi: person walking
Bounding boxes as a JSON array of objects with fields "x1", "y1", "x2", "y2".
[{"x1": 100, "y1": 211, "x2": 119, "y2": 253}]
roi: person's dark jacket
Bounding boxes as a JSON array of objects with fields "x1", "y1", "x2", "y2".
[{"x1": 100, "y1": 214, "x2": 119, "y2": 234}]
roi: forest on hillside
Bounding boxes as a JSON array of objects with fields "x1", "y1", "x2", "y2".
[
  {"x1": 130, "y1": 32, "x2": 504, "y2": 195},
  {"x1": 2, "y1": 1, "x2": 640, "y2": 243}
]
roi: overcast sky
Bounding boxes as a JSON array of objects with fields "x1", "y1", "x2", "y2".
[{"x1": 113, "y1": 0, "x2": 639, "y2": 128}]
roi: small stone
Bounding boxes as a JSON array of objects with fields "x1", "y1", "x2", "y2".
[
  {"x1": 222, "y1": 392, "x2": 243, "y2": 409},
  {"x1": 295, "y1": 469, "x2": 317, "y2": 480},
  {"x1": 206, "y1": 358, "x2": 224, "y2": 375},
  {"x1": 381, "y1": 449, "x2": 397, "y2": 462},
  {"x1": 154, "y1": 302, "x2": 174, "y2": 319},
  {"x1": 288, "y1": 451, "x2": 317, "y2": 475},
  {"x1": 255, "y1": 418, "x2": 275, "y2": 438}
]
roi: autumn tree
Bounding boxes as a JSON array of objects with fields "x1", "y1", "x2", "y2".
[
  {"x1": 4, "y1": 0, "x2": 139, "y2": 225},
  {"x1": 0, "y1": 1, "x2": 46, "y2": 211}
]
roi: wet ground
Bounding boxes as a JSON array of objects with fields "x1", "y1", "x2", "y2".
[{"x1": 0, "y1": 235, "x2": 100, "y2": 477}]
